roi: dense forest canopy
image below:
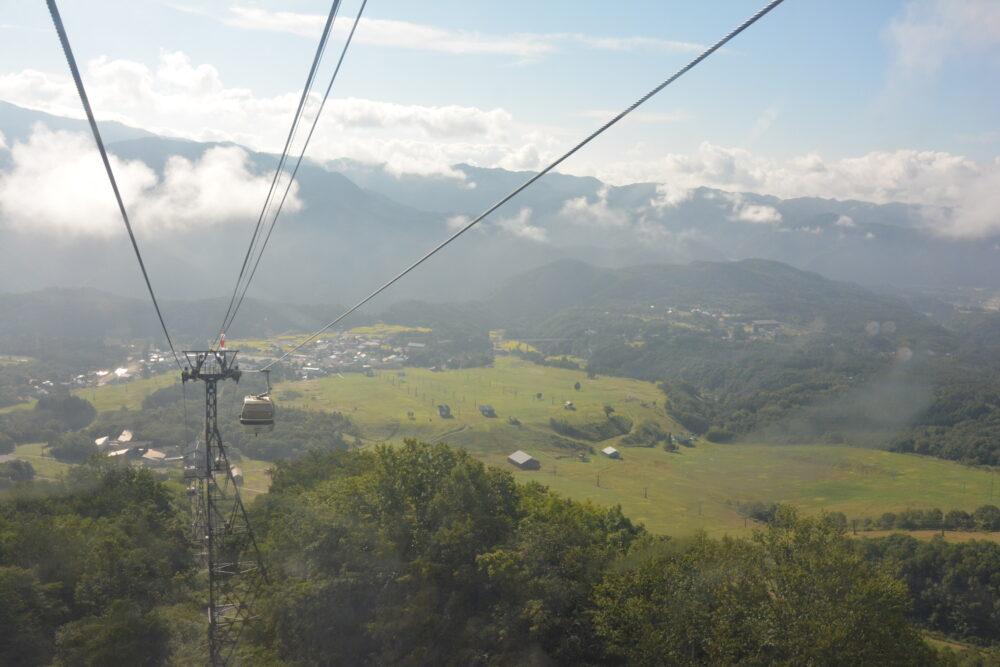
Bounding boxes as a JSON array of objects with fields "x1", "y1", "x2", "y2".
[{"x1": 3, "y1": 438, "x2": 1000, "y2": 663}]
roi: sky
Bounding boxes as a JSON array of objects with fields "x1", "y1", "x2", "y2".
[{"x1": 0, "y1": 0, "x2": 999, "y2": 237}]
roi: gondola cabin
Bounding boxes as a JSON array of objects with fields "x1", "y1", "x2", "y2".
[{"x1": 241, "y1": 395, "x2": 275, "y2": 434}]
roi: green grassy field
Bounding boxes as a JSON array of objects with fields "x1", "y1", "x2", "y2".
[
  {"x1": 495, "y1": 443, "x2": 1000, "y2": 536},
  {"x1": 13, "y1": 351, "x2": 997, "y2": 539},
  {"x1": 0, "y1": 400, "x2": 35, "y2": 414},
  {"x1": 267, "y1": 355, "x2": 1000, "y2": 536},
  {"x1": 9, "y1": 442, "x2": 76, "y2": 479},
  {"x1": 0, "y1": 355, "x2": 32, "y2": 366},
  {"x1": 73, "y1": 372, "x2": 178, "y2": 412},
  {"x1": 274, "y1": 355, "x2": 673, "y2": 445}
]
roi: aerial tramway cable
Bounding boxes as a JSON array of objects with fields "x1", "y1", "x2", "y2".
[
  {"x1": 46, "y1": 0, "x2": 183, "y2": 373},
  {"x1": 216, "y1": 0, "x2": 344, "y2": 342},
  {"x1": 222, "y1": 0, "x2": 370, "y2": 338},
  {"x1": 261, "y1": 0, "x2": 788, "y2": 371}
]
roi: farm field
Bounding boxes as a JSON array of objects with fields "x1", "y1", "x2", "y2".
[
  {"x1": 274, "y1": 355, "x2": 673, "y2": 444},
  {"x1": 72, "y1": 372, "x2": 177, "y2": 412},
  {"x1": 495, "y1": 443, "x2": 1000, "y2": 536},
  {"x1": 0, "y1": 355, "x2": 32, "y2": 365},
  {"x1": 269, "y1": 355, "x2": 1000, "y2": 536},
  {"x1": 14, "y1": 354, "x2": 995, "y2": 537},
  {"x1": 0, "y1": 400, "x2": 34, "y2": 414},
  {"x1": 8, "y1": 442, "x2": 76, "y2": 479}
]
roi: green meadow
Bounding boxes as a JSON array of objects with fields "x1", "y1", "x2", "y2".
[
  {"x1": 72, "y1": 372, "x2": 178, "y2": 412},
  {"x1": 271, "y1": 355, "x2": 1000, "y2": 536},
  {"x1": 10, "y1": 354, "x2": 997, "y2": 538},
  {"x1": 274, "y1": 355, "x2": 672, "y2": 444}
]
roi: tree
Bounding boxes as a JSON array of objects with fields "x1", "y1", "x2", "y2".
[
  {"x1": 603, "y1": 405, "x2": 615, "y2": 417},
  {"x1": 0, "y1": 566, "x2": 66, "y2": 665},
  {"x1": 48, "y1": 432, "x2": 97, "y2": 463},
  {"x1": 35, "y1": 394, "x2": 96, "y2": 430},
  {"x1": 574, "y1": 381, "x2": 581, "y2": 391},
  {"x1": 0, "y1": 432, "x2": 13, "y2": 455},
  {"x1": 593, "y1": 509, "x2": 935, "y2": 666},
  {"x1": 0, "y1": 460, "x2": 35, "y2": 482},
  {"x1": 254, "y1": 441, "x2": 644, "y2": 665},
  {"x1": 973, "y1": 504, "x2": 1000, "y2": 531},
  {"x1": 53, "y1": 600, "x2": 170, "y2": 667},
  {"x1": 944, "y1": 509, "x2": 973, "y2": 530}
]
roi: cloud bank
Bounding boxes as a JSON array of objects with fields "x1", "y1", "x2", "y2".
[
  {"x1": 0, "y1": 124, "x2": 300, "y2": 236},
  {"x1": 598, "y1": 143, "x2": 1000, "y2": 238},
  {"x1": 1, "y1": 47, "x2": 996, "y2": 238}
]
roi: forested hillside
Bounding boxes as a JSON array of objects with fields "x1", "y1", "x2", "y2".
[
  {"x1": 476, "y1": 259, "x2": 1000, "y2": 466},
  {"x1": 6, "y1": 440, "x2": 1000, "y2": 663}
]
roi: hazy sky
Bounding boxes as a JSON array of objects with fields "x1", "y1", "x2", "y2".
[{"x1": 0, "y1": 0, "x2": 999, "y2": 235}]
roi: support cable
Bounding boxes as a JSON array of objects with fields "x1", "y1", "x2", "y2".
[
  {"x1": 223, "y1": 0, "x2": 368, "y2": 336},
  {"x1": 47, "y1": 0, "x2": 183, "y2": 371},
  {"x1": 216, "y1": 0, "x2": 343, "y2": 342},
  {"x1": 262, "y1": 0, "x2": 787, "y2": 371}
]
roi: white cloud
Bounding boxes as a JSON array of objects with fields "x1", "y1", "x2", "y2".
[
  {"x1": 887, "y1": 0, "x2": 1000, "y2": 75},
  {"x1": 0, "y1": 124, "x2": 299, "y2": 236},
  {"x1": 650, "y1": 183, "x2": 694, "y2": 209},
  {"x1": 228, "y1": 10, "x2": 556, "y2": 58},
  {"x1": 559, "y1": 187, "x2": 628, "y2": 228},
  {"x1": 584, "y1": 142, "x2": 1000, "y2": 238},
  {"x1": 323, "y1": 98, "x2": 513, "y2": 139},
  {"x1": 0, "y1": 131, "x2": 6, "y2": 152},
  {"x1": 446, "y1": 214, "x2": 470, "y2": 230},
  {"x1": 834, "y1": 215, "x2": 856, "y2": 227},
  {"x1": 724, "y1": 193, "x2": 782, "y2": 224},
  {"x1": 137, "y1": 145, "x2": 302, "y2": 232},
  {"x1": 496, "y1": 207, "x2": 547, "y2": 242},
  {"x1": 218, "y1": 7, "x2": 705, "y2": 59},
  {"x1": 2, "y1": 49, "x2": 996, "y2": 238},
  {"x1": 0, "y1": 52, "x2": 557, "y2": 180},
  {"x1": 747, "y1": 105, "x2": 779, "y2": 143},
  {"x1": 958, "y1": 130, "x2": 999, "y2": 144},
  {"x1": 569, "y1": 34, "x2": 704, "y2": 53},
  {"x1": 578, "y1": 109, "x2": 689, "y2": 123},
  {"x1": 224, "y1": 7, "x2": 328, "y2": 39}
]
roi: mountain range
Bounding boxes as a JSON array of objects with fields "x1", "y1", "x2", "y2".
[{"x1": 1, "y1": 100, "x2": 998, "y2": 326}]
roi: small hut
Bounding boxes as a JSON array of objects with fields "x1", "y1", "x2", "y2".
[
  {"x1": 507, "y1": 450, "x2": 540, "y2": 471},
  {"x1": 601, "y1": 446, "x2": 621, "y2": 459}
]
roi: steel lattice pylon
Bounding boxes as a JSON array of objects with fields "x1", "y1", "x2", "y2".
[{"x1": 182, "y1": 350, "x2": 267, "y2": 667}]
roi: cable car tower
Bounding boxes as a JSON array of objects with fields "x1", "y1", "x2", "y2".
[{"x1": 182, "y1": 349, "x2": 267, "y2": 666}]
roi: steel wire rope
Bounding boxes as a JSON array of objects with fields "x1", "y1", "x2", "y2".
[
  {"x1": 215, "y1": 0, "x2": 343, "y2": 343},
  {"x1": 262, "y1": 0, "x2": 787, "y2": 371},
  {"x1": 46, "y1": 0, "x2": 183, "y2": 371},
  {"x1": 223, "y1": 0, "x2": 369, "y2": 336},
  {"x1": 216, "y1": 0, "x2": 341, "y2": 341}
]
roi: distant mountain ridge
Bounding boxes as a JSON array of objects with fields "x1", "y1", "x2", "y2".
[
  {"x1": 374, "y1": 258, "x2": 950, "y2": 346},
  {"x1": 1, "y1": 101, "x2": 997, "y2": 307},
  {"x1": 0, "y1": 287, "x2": 345, "y2": 343}
]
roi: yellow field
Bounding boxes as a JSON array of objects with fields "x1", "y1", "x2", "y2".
[
  {"x1": 347, "y1": 324, "x2": 431, "y2": 335},
  {"x1": 495, "y1": 340, "x2": 540, "y2": 353}
]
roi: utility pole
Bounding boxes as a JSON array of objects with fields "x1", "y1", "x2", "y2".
[{"x1": 182, "y1": 350, "x2": 267, "y2": 667}]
